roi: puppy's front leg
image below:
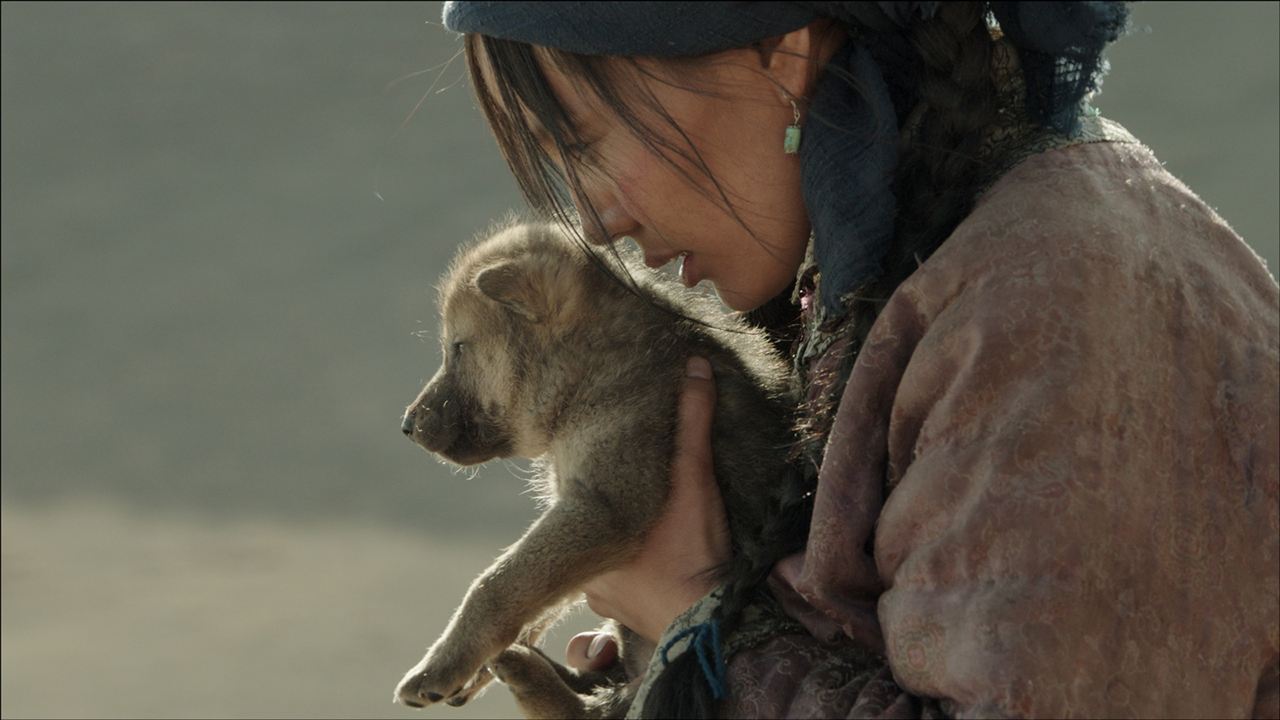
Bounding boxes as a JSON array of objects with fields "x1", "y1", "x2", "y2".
[
  {"x1": 434, "y1": 603, "x2": 568, "y2": 708},
  {"x1": 394, "y1": 497, "x2": 648, "y2": 708},
  {"x1": 490, "y1": 644, "x2": 595, "y2": 719}
]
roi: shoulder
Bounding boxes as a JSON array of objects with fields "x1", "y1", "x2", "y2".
[
  {"x1": 844, "y1": 134, "x2": 1279, "y2": 483},
  {"x1": 896, "y1": 137, "x2": 1278, "y2": 331}
]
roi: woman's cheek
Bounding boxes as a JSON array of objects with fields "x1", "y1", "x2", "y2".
[
  {"x1": 615, "y1": 144, "x2": 697, "y2": 233},
  {"x1": 608, "y1": 146, "x2": 651, "y2": 205}
]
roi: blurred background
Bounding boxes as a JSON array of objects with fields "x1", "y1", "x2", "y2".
[{"x1": 2, "y1": 2, "x2": 1276, "y2": 718}]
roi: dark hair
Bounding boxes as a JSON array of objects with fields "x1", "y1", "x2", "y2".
[
  {"x1": 796, "y1": 1, "x2": 1000, "y2": 481},
  {"x1": 463, "y1": 24, "x2": 852, "y2": 275},
  {"x1": 463, "y1": 4, "x2": 1002, "y2": 716}
]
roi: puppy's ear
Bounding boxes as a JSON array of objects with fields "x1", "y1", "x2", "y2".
[{"x1": 474, "y1": 260, "x2": 545, "y2": 323}]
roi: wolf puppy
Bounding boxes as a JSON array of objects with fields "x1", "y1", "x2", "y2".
[{"x1": 395, "y1": 221, "x2": 795, "y2": 717}]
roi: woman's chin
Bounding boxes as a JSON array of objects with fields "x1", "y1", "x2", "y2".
[
  {"x1": 713, "y1": 284, "x2": 762, "y2": 313},
  {"x1": 713, "y1": 278, "x2": 791, "y2": 313}
]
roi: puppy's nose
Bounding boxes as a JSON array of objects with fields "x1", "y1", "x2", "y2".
[{"x1": 401, "y1": 412, "x2": 415, "y2": 436}]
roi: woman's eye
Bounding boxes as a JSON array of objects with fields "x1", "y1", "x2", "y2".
[{"x1": 564, "y1": 140, "x2": 594, "y2": 158}]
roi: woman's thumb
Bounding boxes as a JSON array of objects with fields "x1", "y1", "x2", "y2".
[{"x1": 675, "y1": 356, "x2": 716, "y2": 466}]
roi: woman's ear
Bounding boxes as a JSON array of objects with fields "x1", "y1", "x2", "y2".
[{"x1": 756, "y1": 20, "x2": 846, "y2": 105}]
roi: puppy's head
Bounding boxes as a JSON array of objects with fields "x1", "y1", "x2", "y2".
[{"x1": 402, "y1": 222, "x2": 600, "y2": 465}]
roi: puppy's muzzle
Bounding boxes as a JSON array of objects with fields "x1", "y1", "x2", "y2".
[
  {"x1": 402, "y1": 381, "x2": 463, "y2": 455},
  {"x1": 401, "y1": 403, "x2": 456, "y2": 452}
]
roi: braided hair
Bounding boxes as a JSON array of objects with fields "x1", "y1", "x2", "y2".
[{"x1": 642, "y1": 4, "x2": 1008, "y2": 717}]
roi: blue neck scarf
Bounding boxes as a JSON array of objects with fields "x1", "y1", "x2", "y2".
[{"x1": 444, "y1": 1, "x2": 1130, "y2": 317}]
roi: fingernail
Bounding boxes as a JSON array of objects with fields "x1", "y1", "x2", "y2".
[
  {"x1": 587, "y1": 633, "x2": 610, "y2": 659},
  {"x1": 686, "y1": 356, "x2": 711, "y2": 379}
]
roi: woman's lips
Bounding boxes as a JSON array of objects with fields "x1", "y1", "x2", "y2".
[
  {"x1": 643, "y1": 251, "x2": 679, "y2": 269},
  {"x1": 679, "y1": 252, "x2": 701, "y2": 287},
  {"x1": 639, "y1": 247, "x2": 701, "y2": 287}
]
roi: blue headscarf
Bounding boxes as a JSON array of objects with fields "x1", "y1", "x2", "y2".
[{"x1": 444, "y1": 1, "x2": 1130, "y2": 316}]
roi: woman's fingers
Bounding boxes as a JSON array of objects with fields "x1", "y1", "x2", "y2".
[
  {"x1": 673, "y1": 356, "x2": 717, "y2": 472},
  {"x1": 571, "y1": 356, "x2": 732, "y2": 645},
  {"x1": 565, "y1": 631, "x2": 618, "y2": 672},
  {"x1": 670, "y1": 356, "x2": 730, "y2": 557}
]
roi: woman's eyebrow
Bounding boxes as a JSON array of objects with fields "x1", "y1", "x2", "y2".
[
  {"x1": 527, "y1": 110, "x2": 583, "y2": 147},
  {"x1": 530, "y1": 120, "x2": 552, "y2": 146},
  {"x1": 510, "y1": 98, "x2": 548, "y2": 144}
]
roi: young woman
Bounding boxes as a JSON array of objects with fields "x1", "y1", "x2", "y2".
[{"x1": 439, "y1": 2, "x2": 1279, "y2": 717}]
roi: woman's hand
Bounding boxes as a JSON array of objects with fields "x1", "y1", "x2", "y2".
[{"x1": 567, "y1": 356, "x2": 733, "y2": 670}]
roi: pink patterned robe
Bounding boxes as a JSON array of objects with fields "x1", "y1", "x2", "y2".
[{"x1": 707, "y1": 137, "x2": 1279, "y2": 718}]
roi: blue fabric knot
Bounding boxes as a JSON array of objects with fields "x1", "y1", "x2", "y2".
[
  {"x1": 990, "y1": 1, "x2": 1131, "y2": 135},
  {"x1": 659, "y1": 618, "x2": 728, "y2": 700}
]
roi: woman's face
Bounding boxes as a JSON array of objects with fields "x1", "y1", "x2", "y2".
[{"x1": 478, "y1": 26, "x2": 841, "y2": 312}]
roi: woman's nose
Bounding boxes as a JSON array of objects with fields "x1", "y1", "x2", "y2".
[
  {"x1": 571, "y1": 188, "x2": 637, "y2": 246},
  {"x1": 587, "y1": 206, "x2": 637, "y2": 246}
]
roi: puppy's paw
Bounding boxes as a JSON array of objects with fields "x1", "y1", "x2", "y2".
[
  {"x1": 393, "y1": 650, "x2": 483, "y2": 709},
  {"x1": 490, "y1": 644, "x2": 555, "y2": 689},
  {"x1": 491, "y1": 645, "x2": 590, "y2": 719},
  {"x1": 442, "y1": 666, "x2": 495, "y2": 708}
]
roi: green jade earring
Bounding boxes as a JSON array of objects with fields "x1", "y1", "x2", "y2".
[{"x1": 784, "y1": 99, "x2": 802, "y2": 154}]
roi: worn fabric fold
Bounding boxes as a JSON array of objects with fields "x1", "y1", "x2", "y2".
[{"x1": 738, "y1": 137, "x2": 1280, "y2": 719}]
